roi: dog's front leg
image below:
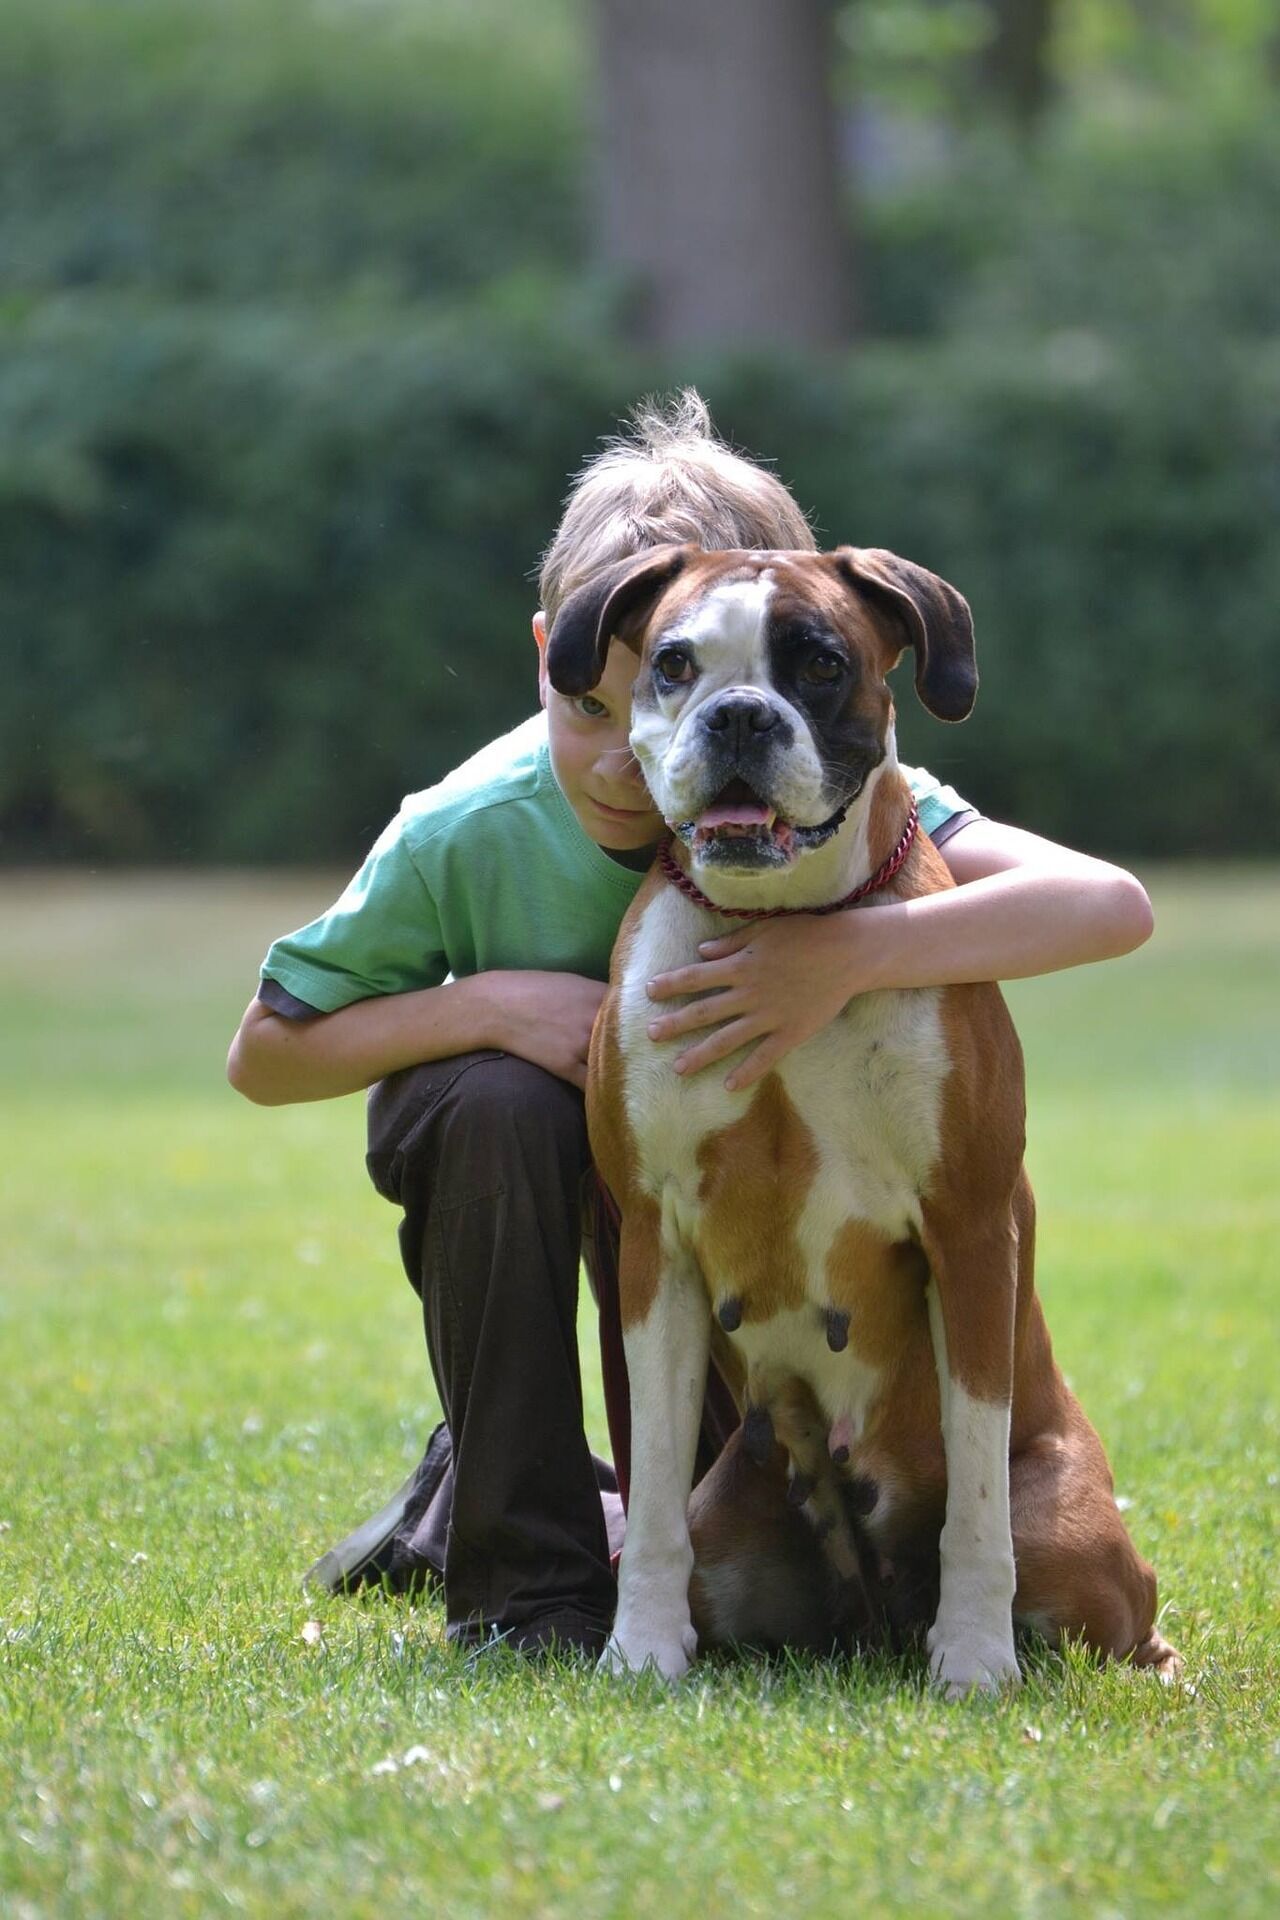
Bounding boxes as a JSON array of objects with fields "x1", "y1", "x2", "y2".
[
  {"x1": 921, "y1": 1216, "x2": 1022, "y2": 1698},
  {"x1": 603, "y1": 1199, "x2": 709, "y2": 1683}
]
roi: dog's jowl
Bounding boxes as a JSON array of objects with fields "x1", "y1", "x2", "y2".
[{"x1": 548, "y1": 544, "x2": 1179, "y2": 1692}]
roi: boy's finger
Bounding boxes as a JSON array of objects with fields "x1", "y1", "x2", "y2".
[
  {"x1": 674, "y1": 1016, "x2": 762, "y2": 1077},
  {"x1": 697, "y1": 929, "x2": 756, "y2": 959},
  {"x1": 647, "y1": 957, "x2": 739, "y2": 999},
  {"x1": 648, "y1": 992, "x2": 741, "y2": 1040},
  {"x1": 724, "y1": 1033, "x2": 789, "y2": 1093}
]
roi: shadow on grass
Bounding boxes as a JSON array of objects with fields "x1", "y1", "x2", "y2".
[{"x1": 329, "y1": 1581, "x2": 1246, "y2": 1723}]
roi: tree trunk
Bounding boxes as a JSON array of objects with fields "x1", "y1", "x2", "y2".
[
  {"x1": 593, "y1": 0, "x2": 851, "y2": 349},
  {"x1": 980, "y1": 0, "x2": 1056, "y2": 133}
]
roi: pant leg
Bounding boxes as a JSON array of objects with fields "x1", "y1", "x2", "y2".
[
  {"x1": 366, "y1": 1051, "x2": 615, "y2": 1644},
  {"x1": 377, "y1": 1421, "x2": 624, "y2": 1595}
]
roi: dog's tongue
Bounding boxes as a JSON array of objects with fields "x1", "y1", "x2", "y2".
[{"x1": 696, "y1": 799, "x2": 776, "y2": 831}]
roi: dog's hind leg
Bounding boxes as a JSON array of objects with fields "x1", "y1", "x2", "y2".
[{"x1": 1010, "y1": 1408, "x2": 1180, "y2": 1680}]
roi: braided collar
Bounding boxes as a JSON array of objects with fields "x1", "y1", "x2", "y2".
[{"x1": 657, "y1": 799, "x2": 919, "y2": 920}]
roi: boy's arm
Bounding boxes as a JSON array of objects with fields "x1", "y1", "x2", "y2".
[
  {"x1": 888, "y1": 819, "x2": 1155, "y2": 981},
  {"x1": 227, "y1": 970, "x2": 605, "y2": 1104},
  {"x1": 645, "y1": 821, "x2": 1153, "y2": 1092}
]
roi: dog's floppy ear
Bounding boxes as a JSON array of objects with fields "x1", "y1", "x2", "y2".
[
  {"x1": 546, "y1": 544, "x2": 694, "y2": 696},
  {"x1": 834, "y1": 547, "x2": 977, "y2": 722}
]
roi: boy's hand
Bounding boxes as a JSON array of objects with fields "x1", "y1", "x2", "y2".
[
  {"x1": 489, "y1": 971, "x2": 607, "y2": 1091},
  {"x1": 640, "y1": 822, "x2": 1156, "y2": 1098},
  {"x1": 645, "y1": 915, "x2": 878, "y2": 1093}
]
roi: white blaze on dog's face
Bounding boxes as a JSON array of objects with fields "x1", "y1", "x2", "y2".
[
  {"x1": 628, "y1": 557, "x2": 897, "y2": 880},
  {"x1": 543, "y1": 545, "x2": 975, "y2": 899}
]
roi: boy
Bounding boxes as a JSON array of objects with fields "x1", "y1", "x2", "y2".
[{"x1": 227, "y1": 392, "x2": 1153, "y2": 1660}]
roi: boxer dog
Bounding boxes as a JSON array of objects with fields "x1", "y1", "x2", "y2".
[{"x1": 547, "y1": 544, "x2": 1179, "y2": 1694}]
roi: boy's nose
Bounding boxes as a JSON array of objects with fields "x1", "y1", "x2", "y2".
[{"x1": 598, "y1": 751, "x2": 646, "y2": 790}]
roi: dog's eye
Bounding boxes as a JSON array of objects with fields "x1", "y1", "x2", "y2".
[
  {"x1": 575, "y1": 694, "x2": 610, "y2": 719},
  {"x1": 804, "y1": 652, "x2": 845, "y2": 684},
  {"x1": 655, "y1": 648, "x2": 695, "y2": 686}
]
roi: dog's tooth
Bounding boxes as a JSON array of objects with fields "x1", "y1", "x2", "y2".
[
  {"x1": 824, "y1": 1307, "x2": 851, "y2": 1352},
  {"x1": 716, "y1": 1295, "x2": 743, "y2": 1333},
  {"x1": 742, "y1": 1403, "x2": 774, "y2": 1465}
]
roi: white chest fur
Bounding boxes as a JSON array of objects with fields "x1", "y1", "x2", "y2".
[{"x1": 618, "y1": 884, "x2": 951, "y2": 1436}]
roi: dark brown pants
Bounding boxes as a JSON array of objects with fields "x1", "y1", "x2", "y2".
[{"x1": 365, "y1": 1050, "x2": 737, "y2": 1651}]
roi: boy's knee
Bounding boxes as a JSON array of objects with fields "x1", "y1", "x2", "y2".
[
  {"x1": 445, "y1": 1053, "x2": 589, "y2": 1172},
  {"x1": 368, "y1": 1051, "x2": 587, "y2": 1205}
]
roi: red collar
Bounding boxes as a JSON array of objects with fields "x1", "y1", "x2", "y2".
[{"x1": 657, "y1": 799, "x2": 919, "y2": 920}]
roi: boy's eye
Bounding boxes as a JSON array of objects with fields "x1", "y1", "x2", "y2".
[
  {"x1": 576, "y1": 695, "x2": 611, "y2": 719},
  {"x1": 803, "y1": 651, "x2": 845, "y2": 685},
  {"x1": 655, "y1": 648, "x2": 695, "y2": 686}
]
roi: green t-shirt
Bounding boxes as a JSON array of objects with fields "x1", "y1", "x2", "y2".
[{"x1": 259, "y1": 714, "x2": 977, "y2": 1013}]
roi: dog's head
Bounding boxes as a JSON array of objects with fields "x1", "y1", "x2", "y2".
[{"x1": 546, "y1": 544, "x2": 976, "y2": 881}]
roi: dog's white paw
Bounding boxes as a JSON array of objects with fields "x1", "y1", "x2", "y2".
[
  {"x1": 927, "y1": 1617, "x2": 1021, "y2": 1699},
  {"x1": 598, "y1": 1616, "x2": 698, "y2": 1683}
]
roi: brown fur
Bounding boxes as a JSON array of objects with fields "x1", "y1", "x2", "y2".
[
  {"x1": 588, "y1": 864, "x2": 667, "y2": 1327},
  {"x1": 823, "y1": 1223, "x2": 929, "y2": 1376},
  {"x1": 694, "y1": 1077, "x2": 820, "y2": 1325},
  {"x1": 864, "y1": 764, "x2": 909, "y2": 879},
  {"x1": 587, "y1": 862, "x2": 666, "y2": 1213}
]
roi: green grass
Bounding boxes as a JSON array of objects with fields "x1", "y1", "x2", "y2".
[{"x1": 1, "y1": 869, "x2": 1277, "y2": 1918}]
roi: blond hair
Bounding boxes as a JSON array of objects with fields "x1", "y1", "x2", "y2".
[{"x1": 539, "y1": 389, "x2": 815, "y2": 617}]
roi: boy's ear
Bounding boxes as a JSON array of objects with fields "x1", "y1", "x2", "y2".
[
  {"x1": 832, "y1": 547, "x2": 978, "y2": 722},
  {"x1": 546, "y1": 545, "x2": 694, "y2": 696}
]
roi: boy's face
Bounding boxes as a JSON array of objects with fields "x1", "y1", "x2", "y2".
[{"x1": 534, "y1": 613, "x2": 664, "y2": 850}]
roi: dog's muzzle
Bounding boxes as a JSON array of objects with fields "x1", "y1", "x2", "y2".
[{"x1": 672, "y1": 781, "x2": 857, "y2": 871}]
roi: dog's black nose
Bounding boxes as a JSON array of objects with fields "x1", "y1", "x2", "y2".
[{"x1": 700, "y1": 691, "x2": 779, "y2": 744}]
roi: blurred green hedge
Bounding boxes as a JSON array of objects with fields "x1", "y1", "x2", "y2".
[
  {"x1": 4, "y1": 300, "x2": 1277, "y2": 863},
  {"x1": 0, "y1": 0, "x2": 586, "y2": 310},
  {"x1": 2, "y1": 0, "x2": 1277, "y2": 863}
]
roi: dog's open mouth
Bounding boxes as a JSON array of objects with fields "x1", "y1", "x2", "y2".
[
  {"x1": 675, "y1": 778, "x2": 854, "y2": 866},
  {"x1": 689, "y1": 778, "x2": 796, "y2": 858}
]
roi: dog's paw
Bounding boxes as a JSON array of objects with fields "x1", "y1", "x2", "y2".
[
  {"x1": 927, "y1": 1617, "x2": 1021, "y2": 1699},
  {"x1": 598, "y1": 1617, "x2": 698, "y2": 1683},
  {"x1": 1130, "y1": 1627, "x2": 1183, "y2": 1685}
]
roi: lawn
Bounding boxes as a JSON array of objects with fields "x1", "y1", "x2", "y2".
[{"x1": 1, "y1": 869, "x2": 1277, "y2": 1918}]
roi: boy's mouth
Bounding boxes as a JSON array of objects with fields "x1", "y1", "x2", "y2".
[{"x1": 592, "y1": 795, "x2": 659, "y2": 822}]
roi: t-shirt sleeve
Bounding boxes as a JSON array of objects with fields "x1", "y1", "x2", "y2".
[
  {"x1": 256, "y1": 978, "x2": 325, "y2": 1021},
  {"x1": 902, "y1": 763, "x2": 981, "y2": 847},
  {"x1": 259, "y1": 812, "x2": 448, "y2": 1013}
]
